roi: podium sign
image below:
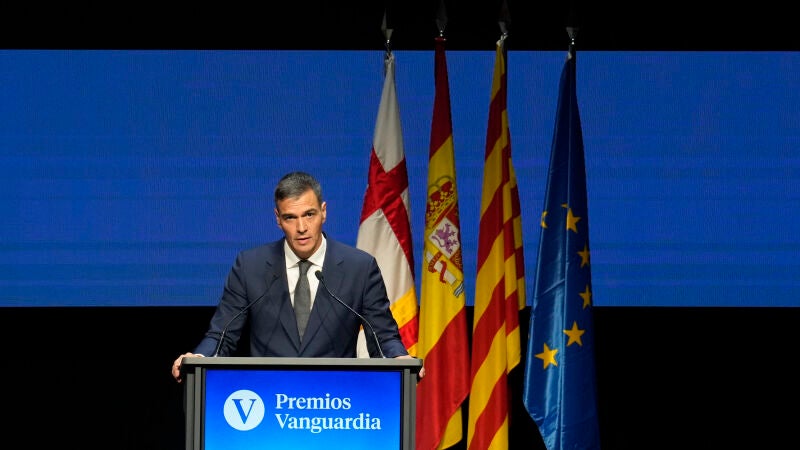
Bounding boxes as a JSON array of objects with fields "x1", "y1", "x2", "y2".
[{"x1": 182, "y1": 357, "x2": 421, "y2": 450}]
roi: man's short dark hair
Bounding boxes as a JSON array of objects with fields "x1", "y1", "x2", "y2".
[{"x1": 274, "y1": 171, "x2": 323, "y2": 208}]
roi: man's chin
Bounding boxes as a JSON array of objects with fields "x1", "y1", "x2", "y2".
[{"x1": 292, "y1": 240, "x2": 314, "y2": 258}]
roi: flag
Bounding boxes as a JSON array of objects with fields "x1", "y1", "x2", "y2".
[
  {"x1": 356, "y1": 50, "x2": 419, "y2": 357},
  {"x1": 522, "y1": 45, "x2": 602, "y2": 450},
  {"x1": 416, "y1": 36, "x2": 470, "y2": 450},
  {"x1": 467, "y1": 36, "x2": 525, "y2": 450}
]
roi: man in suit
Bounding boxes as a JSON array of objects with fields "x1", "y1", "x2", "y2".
[{"x1": 171, "y1": 171, "x2": 421, "y2": 382}]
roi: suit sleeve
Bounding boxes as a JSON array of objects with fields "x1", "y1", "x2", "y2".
[
  {"x1": 361, "y1": 257, "x2": 409, "y2": 358},
  {"x1": 193, "y1": 251, "x2": 251, "y2": 356}
]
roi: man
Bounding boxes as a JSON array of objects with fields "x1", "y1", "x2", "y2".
[{"x1": 171, "y1": 171, "x2": 421, "y2": 382}]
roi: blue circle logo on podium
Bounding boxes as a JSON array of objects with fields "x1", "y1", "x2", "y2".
[{"x1": 223, "y1": 389, "x2": 265, "y2": 430}]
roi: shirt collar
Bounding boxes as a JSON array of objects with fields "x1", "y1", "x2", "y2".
[{"x1": 284, "y1": 234, "x2": 326, "y2": 269}]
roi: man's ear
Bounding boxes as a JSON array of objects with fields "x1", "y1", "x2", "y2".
[
  {"x1": 274, "y1": 208, "x2": 281, "y2": 226},
  {"x1": 320, "y1": 202, "x2": 327, "y2": 223}
]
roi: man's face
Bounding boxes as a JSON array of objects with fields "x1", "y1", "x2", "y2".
[{"x1": 274, "y1": 189, "x2": 327, "y2": 260}]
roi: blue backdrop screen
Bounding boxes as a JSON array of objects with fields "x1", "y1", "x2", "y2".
[{"x1": 1, "y1": 50, "x2": 797, "y2": 307}]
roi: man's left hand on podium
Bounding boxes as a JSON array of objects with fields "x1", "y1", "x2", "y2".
[{"x1": 394, "y1": 354, "x2": 425, "y2": 379}]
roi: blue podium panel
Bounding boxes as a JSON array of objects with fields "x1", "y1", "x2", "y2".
[{"x1": 182, "y1": 357, "x2": 421, "y2": 450}]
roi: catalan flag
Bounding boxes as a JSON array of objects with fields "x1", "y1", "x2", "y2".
[
  {"x1": 467, "y1": 36, "x2": 525, "y2": 450},
  {"x1": 416, "y1": 35, "x2": 470, "y2": 450},
  {"x1": 356, "y1": 49, "x2": 419, "y2": 356},
  {"x1": 522, "y1": 43, "x2": 602, "y2": 450}
]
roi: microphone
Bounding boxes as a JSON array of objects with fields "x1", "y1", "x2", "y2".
[
  {"x1": 315, "y1": 270, "x2": 386, "y2": 358},
  {"x1": 212, "y1": 290, "x2": 269, "y2": 357}
]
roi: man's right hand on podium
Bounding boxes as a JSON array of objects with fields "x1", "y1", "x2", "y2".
[{"x1": 171, "y1": 352, "x2": 204, "y2": 383}]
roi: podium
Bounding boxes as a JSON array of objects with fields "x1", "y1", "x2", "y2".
[{"x1": 181, "y1": 357, "x2": 422, "y2": 450}]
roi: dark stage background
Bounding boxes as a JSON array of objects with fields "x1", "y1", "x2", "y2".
[{"x1": 3, "y1": 1, "x2": 798, "y2": 449}]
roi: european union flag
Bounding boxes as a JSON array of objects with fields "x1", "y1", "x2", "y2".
[{"x1": 522, "y1": 42, "x2": 602, "y2": 450}]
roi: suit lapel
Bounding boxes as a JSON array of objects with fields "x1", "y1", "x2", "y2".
[
  {"x1": 321, "y1": 240, "x2": 347, "y2": 294},
  {"x1": 265, "y1": 243, "x2": 303, "y2": 352}
]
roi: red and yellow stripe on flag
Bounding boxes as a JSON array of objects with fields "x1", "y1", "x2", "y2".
[
  {"x1": 467, "y1": 37, "x2": 525, "y2": 450},
  {"x1": 416, "y1": 36, "x2": 470, "y2": 450},
  {"x1": 357, "y1": 50, "x2": 419, "y2": 355}
]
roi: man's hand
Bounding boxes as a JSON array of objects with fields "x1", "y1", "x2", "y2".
[
  {"x1": 394, "y1": 354, "x2": 425, "y2": 379},
  {"x1": 171, "y1": 352, "x2": 203, "y2": 383}
]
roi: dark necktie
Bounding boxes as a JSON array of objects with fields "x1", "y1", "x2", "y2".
[{"x1": 294, "y1": 259, "x2": 311, "y2": 341}]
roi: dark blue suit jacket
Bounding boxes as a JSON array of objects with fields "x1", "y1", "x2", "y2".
[{"x1": 193, "y1": 237, "x2": 409, "y2": 358}]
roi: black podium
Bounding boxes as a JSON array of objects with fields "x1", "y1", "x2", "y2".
[{"x1": 181, "y1": 357, "x2": 422, "y2": 450}]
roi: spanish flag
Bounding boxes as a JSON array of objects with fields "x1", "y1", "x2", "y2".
[{"x1": 416, "y1": 36, "x2": 470, "y2": 450}]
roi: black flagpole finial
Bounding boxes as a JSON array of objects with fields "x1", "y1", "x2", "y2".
[
  {"x1": 565, "y1": 1, "x2": 580, "y2": 52},
  {"x1": 566, "y1": 26, "x2": 579, "y2": 57},
  {"x1": 567, "y1": 27, "x2": 578, "y2": 45},
  {"x1": 436, "y1": 0, "x2": 448, "y2": 36},
  {"x1": 498, "y1": 0, "x2": 511, "y2": 37},
  {"x1": 381, "y1": 9, "x2": 393, "y2": 53}
]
